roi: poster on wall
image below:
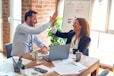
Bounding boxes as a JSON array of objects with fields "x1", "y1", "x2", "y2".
[{"x1": 62, "y1": 0, "x2": 91, "y2": 32}]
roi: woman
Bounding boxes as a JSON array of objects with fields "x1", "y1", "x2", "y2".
[{"x1": 52, "y1": 18, "x2": 91, "y2": 56}]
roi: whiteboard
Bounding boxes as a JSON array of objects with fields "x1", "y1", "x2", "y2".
[{"x1": 62, "y1": 0, "x2": 91, "y2": 32}]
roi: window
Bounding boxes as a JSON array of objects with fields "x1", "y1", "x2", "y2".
[
  {"x1": 90, "y1": 0, "x2": 114, "y2": 66},
  {"x1": 58, "y1": 0, "x2": 64, "y2": 17},
  {"x1": 91, "y1": 0, "x2": 108, "y2": 31},
  {"x1": 108, "y1": 0, "x2": 114, "y2": 32},
  {"x1": 91, "y1": 0, "x2": 114, "y2": 33},
  {"x1": 10, "y1": 0, "x2": 21, "y2": 41}
]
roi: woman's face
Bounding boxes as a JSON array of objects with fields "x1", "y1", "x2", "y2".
[{"x1": 73, "y1": 20, "x2": 81, "y2": 32}]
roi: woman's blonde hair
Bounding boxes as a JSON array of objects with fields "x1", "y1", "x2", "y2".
[{"x1": 76, "y1": 18, "x2": 90, "y2": 37}]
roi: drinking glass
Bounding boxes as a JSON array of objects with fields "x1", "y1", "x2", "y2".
[{"x1": 36, "y1": 52, "x2": 42, "y2": 64}]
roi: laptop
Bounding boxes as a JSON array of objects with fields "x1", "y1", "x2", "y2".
[{"x1": 43, "y1": 44, "x2": 70, "y2": 61}]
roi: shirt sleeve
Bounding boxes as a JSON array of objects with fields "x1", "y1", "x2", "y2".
[
  {"x1": 17, "y1": 22, "x2": 51, "y2": 34},
  {"x1": 52, "y1": 26, "x2": 57, "y2": 34},
  {"x1": 33, "y1": 35, "x2": 45, "y2": 48}
]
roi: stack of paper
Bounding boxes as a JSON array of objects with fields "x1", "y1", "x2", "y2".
[{"x1": 52, "y1": 58, "x2": 87, "y2": 75}]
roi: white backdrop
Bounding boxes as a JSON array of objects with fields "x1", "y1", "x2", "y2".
[{"x1": 62, "y1": 0, "x2": 91, "y2": 32}]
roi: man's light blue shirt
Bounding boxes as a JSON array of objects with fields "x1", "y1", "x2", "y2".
[{"x1": 11, "y1": 22, "x2": 51, "y2": 56}]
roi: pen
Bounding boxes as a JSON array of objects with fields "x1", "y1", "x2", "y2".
[
  {"x1": 18, "y1": 56, "x2": 22, "y2": 68},
  {"x1": 12, "y1": 57, "x2": 16, "y2": 64},
  {"x1": 18, "y1": 56, "x2": 22, "y2": 61}
]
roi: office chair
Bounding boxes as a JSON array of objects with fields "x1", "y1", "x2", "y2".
[
  {"x1": 98, "y1": 69, "x2": 109, "y2": 76},
  {"x1": 5, "y1": 43, "x2": 12, "y2": 58}
]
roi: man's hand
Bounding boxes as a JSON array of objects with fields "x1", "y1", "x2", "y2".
[
  {"x1": 40, "y1": 46, "x2": 48, "y2": 54},
  {"x1": 50, "y1": 11, "x2": 58, "y2": 26}
]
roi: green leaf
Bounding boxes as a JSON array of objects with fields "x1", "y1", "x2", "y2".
[
  {"x1": 47, "y1": 16, "x2": 66, "y2": 46},
  {"x1": 56, "y1": 17, "x2": 63, "y2": 20}
]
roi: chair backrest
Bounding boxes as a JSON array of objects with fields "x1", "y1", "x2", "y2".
[
  {"x1": 98, "y1": 69, "x2": 109, "y2": 76},
  {"x1": 5, "y1": 43, "x2": 12, "y2": 58}
]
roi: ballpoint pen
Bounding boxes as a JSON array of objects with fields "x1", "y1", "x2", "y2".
[
  {"x1": 18, "y1": 56, "x2": 26, "y2": 69},
  {"x1": 18, "y1": 56, "x2": 23, "y2": 68},
  {"x1": 12, "y1": 57, "x2": 16, "y2": 64},
  {"x1": 18, "y1": 56, "x2": 22, "y2": 62}
]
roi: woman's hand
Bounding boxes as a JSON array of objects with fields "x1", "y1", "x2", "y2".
[
  {"x1": 40, "y1": 46, "x2": 48, "y2": 54},
  {"x1": 50, "y1": 11, "x2": 58, "y2": 26}
]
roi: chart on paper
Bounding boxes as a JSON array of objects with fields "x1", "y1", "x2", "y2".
[{"x1": 62, "y1": 0, "x2": 91, "y2": 32}]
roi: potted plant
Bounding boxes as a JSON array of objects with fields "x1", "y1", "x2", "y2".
[{"x1": 48, "y1": 17, "x2": 66, "y2": 46}]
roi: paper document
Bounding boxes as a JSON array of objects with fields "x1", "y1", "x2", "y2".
[
  {"x1": 52, "y1": 58, "x2": 87, "y2": 75},
  {"x1": 52, "y1": 58, "x2": 73, "y2": 66},
  {"x1": 0, "y1": 72, "x2": 21, "y2": 76},
  {"x1": 53, "y1": 65, "x2": 80, "y2": 75}
]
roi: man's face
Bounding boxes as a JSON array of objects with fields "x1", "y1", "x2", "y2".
[{"x1": 28, "y1": 13, "x2": 37, "y2": 27}]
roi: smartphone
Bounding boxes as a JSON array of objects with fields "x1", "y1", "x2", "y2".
[{"x1": 34, "y1": 67, "x2": 48, "y2": 73}]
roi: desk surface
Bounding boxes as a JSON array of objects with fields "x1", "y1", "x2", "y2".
[{"x1": 22, "y1": 53, "x2": 99, "y2": 76}]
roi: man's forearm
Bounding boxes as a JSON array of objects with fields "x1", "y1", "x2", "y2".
[{"x1": 18, "y1": 22, "x2": 51, "y2": 34}]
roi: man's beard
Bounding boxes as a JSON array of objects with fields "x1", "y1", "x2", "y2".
[
  {"x1": 29, "y1": 23, "x2": 34, "y2": 27},
  {"x1": 29, "y1": 20, "x2": 34, "y2": 27},
  {"x1": 29, "y1": 20, "x2": 37, "y2": 27}
]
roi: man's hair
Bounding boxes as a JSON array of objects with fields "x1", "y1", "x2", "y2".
[{"x1": 24, "y1": 10, "x2": 37, "y2": 21}]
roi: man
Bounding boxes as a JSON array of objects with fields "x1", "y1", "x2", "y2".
[{"x1": 11, "y1": 10, "x2": 58, "y2": 56}]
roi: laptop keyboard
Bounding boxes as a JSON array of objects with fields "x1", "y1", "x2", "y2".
[
  {"x1": 44, "y1": 55, "x2": 49, "y2": 58},
  {"x1": 43, "y1": 55, "x2": 50, "y2": 61}
]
